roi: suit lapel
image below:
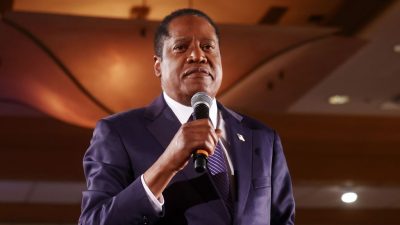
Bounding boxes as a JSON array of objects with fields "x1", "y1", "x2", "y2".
[
  {"x1": 145, "y1": 95, "x2": 181, "y2": 151},
  {"x1": 219, "y1": 104, "x2": 253, "y2": 218}
]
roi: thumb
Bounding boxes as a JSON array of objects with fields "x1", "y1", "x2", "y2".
[{"x1": 215, "y1": 128, "x2": 223, "y2": 138}]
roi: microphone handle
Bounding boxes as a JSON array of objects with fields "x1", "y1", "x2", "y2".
[{"x1": 193, "y1": 149, "x2": 209, "y2": 172}]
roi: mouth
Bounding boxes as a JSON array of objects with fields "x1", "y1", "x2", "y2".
[{"x1": 183, "y1": 67, "x2": 213, "y2": 79}]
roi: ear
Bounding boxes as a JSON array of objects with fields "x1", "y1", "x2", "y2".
[{"x1": 153, "y1": 56, "x2": 161, "y2": 78}]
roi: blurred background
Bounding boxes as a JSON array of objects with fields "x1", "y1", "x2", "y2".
[{"x1": 1, "y1": 0, "x2": 400, "y2": 224}]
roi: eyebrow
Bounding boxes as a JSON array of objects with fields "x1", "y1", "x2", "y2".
[{"x1": 171, "y1": 37, "x2": 217, "y2": 43}]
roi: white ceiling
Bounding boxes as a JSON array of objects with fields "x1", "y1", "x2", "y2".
[{"x1": 289, "y1": 0, "x2": 400, "y2": 117}]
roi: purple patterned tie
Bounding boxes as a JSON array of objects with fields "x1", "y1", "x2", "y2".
[{"x1": 208, "y1": 141, "x2": 233, "y2": 214}]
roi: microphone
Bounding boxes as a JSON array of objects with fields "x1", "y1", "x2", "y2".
[{"x1": 191, "y1": 92, "x2": 213, "y2": 173}]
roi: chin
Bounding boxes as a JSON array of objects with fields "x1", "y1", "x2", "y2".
[
  {"x1": 183, "y1": 82, "x2": 218, "y2": 98},
  {"x1": 187, "y1": 87, "x2": 212, "y2": 97}
]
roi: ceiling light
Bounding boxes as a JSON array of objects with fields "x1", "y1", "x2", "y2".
[
  {"x1": 394, "y1": 44, "x2": 400, "y2": 53},
  {"x1": 329, "y1": 95, "x2": 350, "y2": 105},
  {"x1": 341, "y1": 192, "x2": 358, "y2": 203}
]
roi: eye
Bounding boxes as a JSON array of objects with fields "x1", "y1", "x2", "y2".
[
  {"x1": 201, "y1": 44, "x2": 215, "y2": 51},
  {"x1": 173, "y1": 45, "x2": 187, "y2": 52}
]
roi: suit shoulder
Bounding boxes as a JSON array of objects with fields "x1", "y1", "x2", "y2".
[
  {"x1": 241, "y1": 114, "x2": 275, "y2": 133},
  {"x1": 101, "y1": 107, "x2": 147, "y2": 126},
  {"x1": 221, "y1": 104, "x2": 276, "y2": 134}
]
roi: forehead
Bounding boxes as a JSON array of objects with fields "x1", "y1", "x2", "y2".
[{"x1": 166, "y1": 15, "x2": 218, "y2": 41}]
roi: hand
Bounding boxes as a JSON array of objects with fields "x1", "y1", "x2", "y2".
[
  {"x1": 144, "y1": 118, "x2": 221, "y2": 198},
  {"x1": 162, "y1": 118, "x2": 222, "y2": 172}
]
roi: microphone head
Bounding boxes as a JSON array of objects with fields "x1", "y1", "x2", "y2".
[
  {"x1": 191, "y1": 92, "x2": 213, "y2": 108},
  {"x1": 191, "y1": 92, "x2": 213, "y2": 120}
]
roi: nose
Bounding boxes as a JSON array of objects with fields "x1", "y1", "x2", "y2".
[{"x1": 186, "y1": 45, "x2": 207, "y2": 64}]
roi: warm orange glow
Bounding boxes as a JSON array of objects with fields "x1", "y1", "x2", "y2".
[
  {"x1": 13, "y1": 0, "x2": 345, "y2": 25},
  {"x1": 14, "y1": 0, "x2": 134, "y2": 18},
  {"x1": 32, "y1": 84, "x2": 102, "y2": 128}
]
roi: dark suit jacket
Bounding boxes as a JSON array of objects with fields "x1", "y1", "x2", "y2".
[{"x1": 79, "y1": 95, "x2": 295, "y2": 225}]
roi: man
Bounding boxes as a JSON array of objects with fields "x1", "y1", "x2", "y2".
[{"x1": 79, "y1": 8, "x2": 295, "y2": 225}]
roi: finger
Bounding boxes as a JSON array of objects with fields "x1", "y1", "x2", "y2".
[
  {"x1": 190, "y1": 140, "x2": 214, "y2": 155},
  {"x1": 186, "y1": 118, "x2": 209, "y2": 126},
  {"x1": 208, "y1": 128, "x2": 221, "y2": 147}
]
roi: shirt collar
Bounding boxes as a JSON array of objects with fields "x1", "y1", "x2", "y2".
[{"x1": 163, "y1": 92, "x2": 218, "y2": 127}]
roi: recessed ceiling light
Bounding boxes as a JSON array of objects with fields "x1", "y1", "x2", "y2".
[
  {"x1": 394, "y1": 44, "x2": 400, "y2": 53},
  {"x1": 341, "y1": 192, "x2": 358, "y2": 203},
  {"x1": 329, "y1": 95, "x2": 350, "y2": 105}
]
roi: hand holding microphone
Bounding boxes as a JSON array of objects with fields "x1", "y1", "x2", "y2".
[
  {"x1": 143, "y1": 92, "x2": 219, "y2": 198},
  {"x1": 155, "y1": 92, "x2": 219, "y2": 175}
]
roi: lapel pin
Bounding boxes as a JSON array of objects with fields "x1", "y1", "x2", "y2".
[{"x1": 237, "y1": 133, "x2": 245, "y2": 142}]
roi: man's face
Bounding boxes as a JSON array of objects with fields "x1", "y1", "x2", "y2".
[{"x1": 154, "y1": 15, "x2": 223, "y2": 106}]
